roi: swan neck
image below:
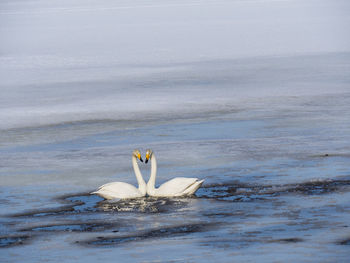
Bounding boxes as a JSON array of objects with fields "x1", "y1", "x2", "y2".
[
  {"x1": 147, "y1": 154, "x2": 157, "y2": 191},
  {"x1": 132, "y1": 155, "x2": 146, "y2": 194}
]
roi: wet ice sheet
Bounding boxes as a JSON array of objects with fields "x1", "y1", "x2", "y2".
[
  {"x1": 1, "y1": 59, "x2": 350, "y2": 261},
  {"x1": 1, "y1": 88, "x2": 350, "y2": 262},
  {"x1": 1, "y1": 91, "x2": 350, "y2": 189}
]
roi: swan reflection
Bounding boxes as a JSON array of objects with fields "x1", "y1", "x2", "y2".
[{"x1": 96, "y1": 196, "x2": 193, "y2": 213}]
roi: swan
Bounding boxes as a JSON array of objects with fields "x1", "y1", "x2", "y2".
[
  {"x1": 145, "y1": 149, "x2": 204, "y2": 197},
  {"x1": 91, "y1": 149, "x2": 146, "y2": 199}
]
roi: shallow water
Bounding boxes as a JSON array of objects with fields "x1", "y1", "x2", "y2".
[
  {"x1": 1, "y1": 0, "x2": 350, "y2": 262},
  {"x1": 1, "y1": 178, "x2": 350, "y2": 262}
]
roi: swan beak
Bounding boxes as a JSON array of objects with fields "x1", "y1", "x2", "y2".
[
  {"x1": 138, "y1": 153, "x2": 143, "y2": 162},
  {"x1": 145, "y1": 153, "x2": 149, "y2": 163}
]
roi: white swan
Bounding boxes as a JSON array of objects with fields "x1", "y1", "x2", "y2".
[
  {"x1": 91, "y1": 149, "x2": 146, "y2": 199},
  {"x1": 145, "y1": 149, "x2": 204, "y2": 197}
]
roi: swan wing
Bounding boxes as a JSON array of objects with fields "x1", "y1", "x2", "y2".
[
  {"x1": 92, "y1": 182, "x2": 142, "y2": 199},
  {"x1": 156, "y1": 177, "x2": 202, "y2": 196}
]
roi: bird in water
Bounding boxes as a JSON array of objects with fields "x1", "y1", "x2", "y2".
[
  {"x1": 91, "y1": 149, "x2": 146, "y2": 199},
  {"x1": 145, "y1": 149, "x2": 204, "y2": 197}
]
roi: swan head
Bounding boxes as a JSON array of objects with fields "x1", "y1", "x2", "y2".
[
  {"x1": 145, "y1": 149, "x2": 153, "y2": 163},
  {"x1": 133, "y1": 149, "x2": 143, "y2": 162}
]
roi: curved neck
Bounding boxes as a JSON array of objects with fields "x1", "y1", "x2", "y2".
[
  {"x1": 147, "y1": 154, "x2": 157, "y2": 191},
  {"x1": 132, "y1": 155, "x2": 146, "y2": 194}
]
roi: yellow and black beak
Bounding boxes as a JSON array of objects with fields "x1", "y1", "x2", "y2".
[
  {"x1": 138, "y1": 153, "x2": 143, "y2": 162},
  {"x1": 145, "y1": 153, "x2": 150, "y2": 164}
]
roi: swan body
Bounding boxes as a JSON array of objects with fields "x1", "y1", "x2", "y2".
[
  {"x1": 92, "y1": 182, "x2": 144, "y2": 199},
  {"x1": 145, "y1": 149, "x2": 204, "y2": 197},
  {"x1": 91, "y1": 150, "x2": 146, "y2": 199}
]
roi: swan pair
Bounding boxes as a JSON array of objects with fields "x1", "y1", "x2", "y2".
[{"x1": 92, "y1": 149, "x2": 204, "y2": 199}]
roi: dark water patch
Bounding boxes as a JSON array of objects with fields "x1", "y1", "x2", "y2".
[
  {"x1": 8, "y1": 193, "x2": 101, "y2": 218},
  {"x1": 196, "y1": 183, "x2": 267, "y2": 202},
  {"x1": 64, "y1": 194, "x2": 103, "y2": 213},
  {"x1": 200, "y1": 237, "x2": 251, "y2": 249},
  {"x1": 97, "y1": 196, "x2": 191, "y2": 213},
  {"x1": 0, "y1": 235, "x2": 31, "y2": 248},
  {"x1": 268, "y1": 237, "x2": 303, "y2": 243},
  {"x1": 201, "y1": 237, "x2": 303, "y2": 249},
  {"x1": 20, "y1": 221, "x2": 120, "y2": 233},
  {"x1": 196, "y1": 178, "x2": 350, "y2": 201},
  {"x1": 284, "y1": 180, "x2": 350, "y2": 195},
  {"x1": 82, "y1": 223, "x2": 213, "y2": 246},
  {"x1": 7, "y1": 193, "x2": 192, "y2": 219},
  {"x1": 311, "y1": 153, "x2": 350, "y2": 158},
  {"x1": 9, "y1": 204, "x2": 78, "y2": 218},
  {"x1": 203, "y1": 212, "x2": 236, "y2": 218},
  {"x1": 337, "y1": 238, "x2": 350, "y2": 245}
]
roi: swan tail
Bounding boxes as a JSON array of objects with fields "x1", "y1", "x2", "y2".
[
  {"x1": 91, "y1": 189, "x2": 116, "y2": 200},
  {"x1": 182, "y1": 179, "x2": 204, "y2": 196},
  {"x1": 91, "y1": 189, "x2": 105, "y2": 196}
]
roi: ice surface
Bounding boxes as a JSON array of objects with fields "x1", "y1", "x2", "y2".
[
  {"x1": 1, "y1": 53, "x2": 349, "y2": 130},
  {"x1": 1, "y1": 0, "x2": 350, "y2": 130}
]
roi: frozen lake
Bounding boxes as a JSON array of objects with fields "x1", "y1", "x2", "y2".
[{"x1": 1, "y1": 0, "x2": 350, "y2": 262}]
